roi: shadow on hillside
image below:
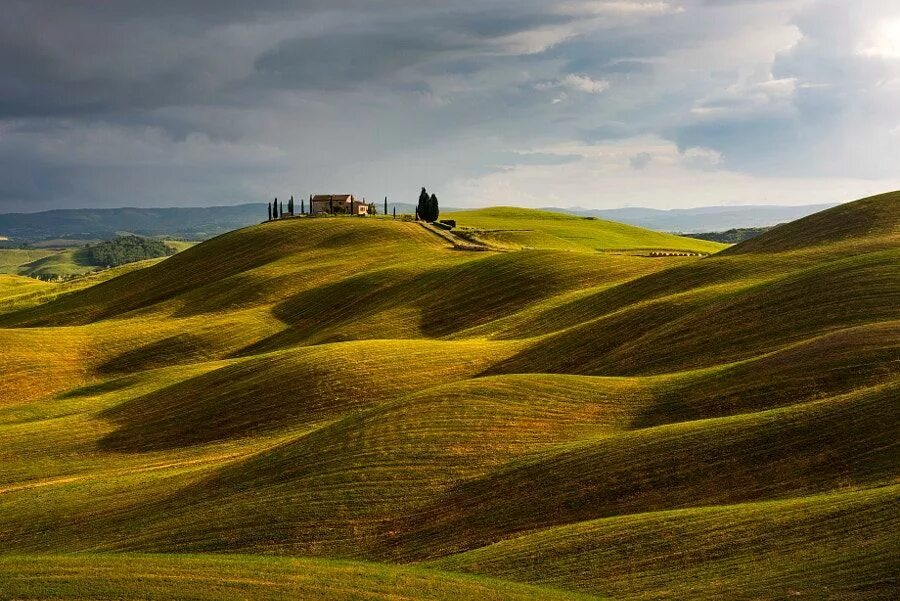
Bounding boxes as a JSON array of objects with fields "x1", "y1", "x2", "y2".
[{"x1": 98, "y1": 333, "x2": 218, "y2": 375}]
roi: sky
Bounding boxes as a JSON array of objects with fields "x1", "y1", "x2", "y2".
[{"x1": 1, "y1": 0, "x2": 899, "y2": 212}]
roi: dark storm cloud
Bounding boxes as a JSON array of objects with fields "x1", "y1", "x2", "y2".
[
  {"x1": 0, "y1": 0, "x2": 583, "y2": 209},
  {"x1": 251, "y1": 7, "x2": 574, "y2": 91},
  {"x1": 253, "y1": 32, "x2": 460, "y2": 91},
  {"x1": 0, "y1": 0, "x2": 897, "y2": 212}
]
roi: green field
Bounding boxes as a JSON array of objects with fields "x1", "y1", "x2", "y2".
[
  {"x1": 0, "y1": 195, "x2": 897, "y2": 599},
  {"x1": 445, "y1": 206, "x2": 725, "y2": 253},
  {"x1": 0, "y1": 239, "x2": 194, "y2": 281},
  {"x1": 0, "y1": 248, "x2": 58, "y2": 274}
]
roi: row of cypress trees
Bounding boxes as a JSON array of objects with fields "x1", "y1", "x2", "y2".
[{"x1": 268, "y1": 196, "x2": 301, "y2": 220}]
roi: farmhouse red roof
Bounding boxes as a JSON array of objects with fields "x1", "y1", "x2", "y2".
[{"x1": 312, "y1": 194, "x2": 354, "y2": 202}]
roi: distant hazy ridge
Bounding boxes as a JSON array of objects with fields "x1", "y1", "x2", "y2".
[{"x1": 0, "y1": 202, "x2": 838, "y2": 242}]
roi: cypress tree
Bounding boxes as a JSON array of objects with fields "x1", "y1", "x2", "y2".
[
  {"x1": 384, "y1": 196, "x2": 388, "y2": 216},
  {"x1": 274, "y1": 198, "x2": 278, "y2": 219},
  {"x1": 267, "y1": 202, "x2": 272, "y2": 221},
  {"x1": 417, "y1": 187, "x2": 428, "y2": 221},
  {"x1": 301, "y1": 198, "x2": 305, "y2": 214},
  {"x1": 279, "y1": 200, "x2": 284, "y2": 217},
  {"x1": 289, "y1": 195, "x2": 294, "y2": 214},
  {"x1": 393, "y1": 207, "x2": 396, "y2": 219},
  {"x1": 429, "y1": 193, "x2": 439, "y2": 222}
]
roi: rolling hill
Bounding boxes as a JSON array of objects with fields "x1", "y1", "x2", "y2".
[{"x1": 0, "y1": 192, "x2": 897, "y2": 600}]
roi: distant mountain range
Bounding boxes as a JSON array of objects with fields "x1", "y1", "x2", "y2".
[
  {"x1": 0, "y1": 205, "x2": 267, "y2": 243},
  {"x1": 0, "y1": 203, "x2": 440, "y2": 244},
  {"x1": 543, "y1": 204, "x2": 839, "y2": 233},
  {"x1": 0, "y1": 202, "x2": 839, "y2": 243}
]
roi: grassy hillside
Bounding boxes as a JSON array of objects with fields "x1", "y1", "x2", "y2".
[
  {"x1": 0, "y1": 249, "x2": 57, "y2": 274},
  {"x1": 446, "y1": 207, "x2": 725, "y2": 253},
  {"x1": 723, "y1": 189, "x2": 899, "y2": 255},
  {"x1": 0, "y1": 198, "x2": 896, "y2": 599},
  {"x1": 432, "y1": 485, "x2": 899, "y2": 600},
  {"x1": 0, "y1": 274, "x2": 50, "y2": 300},
  {"x1": 0, "y1": 239, "x2": 193, "y2": 283},
  {"x1": 0, "y1": 555, "x2": 597, "y2": 601},
  {"x1": 18, "y1": 248, "x2": 97, "y2": 279}
]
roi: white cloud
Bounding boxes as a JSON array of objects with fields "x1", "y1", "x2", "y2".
[
  {"x1": 447, "y1": 136, "x2": 900, "y2": 209},
  {"x1": 857, "y1": 18, "x2": 900, "y2": 59},
  {"x1": 537, "y1": 74, "x2": 610, "y2": 96},
  {"x1": 563, "y1": 73, "x2": 612, "y2": 93},
  {"x1": 690, "y1": 75, "x2": 797, "y2": 118},
  {"x1": 566, "y1": 1, "x2": 684, "y2": 17}
]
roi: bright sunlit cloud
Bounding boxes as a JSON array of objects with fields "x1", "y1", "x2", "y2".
[{"x1": 858, "y1": 18, "x2": 900, "y2": 59}]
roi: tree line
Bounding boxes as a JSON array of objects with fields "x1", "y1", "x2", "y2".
[
  {"x1": 86, "y1": 235, "x2": 173, "y2": 267},
  {"x1": 266, "y1": 188, "x2": 439, "y2": 221}
]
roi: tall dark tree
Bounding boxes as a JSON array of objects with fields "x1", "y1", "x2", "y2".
[
  {"x1": 417, "y1": 187, "x2": 429, "y2": 221},
  {"x1": 393, "y1": 207, "x2": 396, "y2": 219},
  {"x1": 289, "y1": 195, "x2": 294, "y2": 214},
  {"x1": 301, "y1": 198, "x2": 305, "y2": 214},
  {"x1": 428, "y1": 193, "x2": 439, "y2": 222},
  {"x1": 384, "y1": 196, "x2": 388, "y2": 216},
  {"x1": 279, "y1": 199, "x2": 284, "y2": 218},
  {"x1": 267, "y1": 202, "x2": 272, "y2": 221},
  {"x1": 274, "y1": 198, "x2": 279, "y2": 219}
]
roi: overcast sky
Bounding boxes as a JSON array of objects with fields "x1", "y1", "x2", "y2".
[{"x1": 1, "y1": 0, "x2": 899, "y2": 212}]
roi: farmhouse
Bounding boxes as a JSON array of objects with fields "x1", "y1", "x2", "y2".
[{"x1": 310, "y1": 194, "x2": 369, "y2": 215}]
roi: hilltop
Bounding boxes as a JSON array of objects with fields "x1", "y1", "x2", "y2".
[
  {"x1": 723, "y1": 190, "x2": 900, "y2": 255},
  {"x1": 0, "y1": 196, "x2": 897, "y2": 600},
  {"x1": 0, "y1": 202, "x2": 840, "y2": 244}
]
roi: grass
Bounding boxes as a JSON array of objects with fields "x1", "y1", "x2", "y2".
[
  {"x1": 383, "y1": 382, "x2": 898, "y2": 560},
  {"x1": 724, "y1": 189, "x2": 899, "y2": 255},
  {"x1": 447, "y1": 207, "x2": 726, "y2": 254},
  {"x1": 0, "y1": 249, "x2": 58, "y2": 274},
  {"x1": 431, "y1": 485, "x2": 899, "y2": 600},
  {"x1": 0, "y1": 195, "x2": 896, "y2": 599},
  {"x1": 0, "y1": 554, "x2": 599, "y2": 600},
  {"x1": 18, "y1": 248, "x2": 97, "y2": 279},
  {"x1": 0, "y1": 274, "x2": 50, "y2": 301}
]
